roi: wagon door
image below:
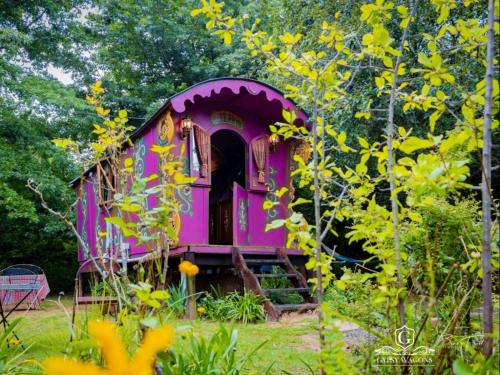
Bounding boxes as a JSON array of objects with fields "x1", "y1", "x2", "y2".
[{"x1": 233, "y1": 182, "x2": 249, "y2": 246}]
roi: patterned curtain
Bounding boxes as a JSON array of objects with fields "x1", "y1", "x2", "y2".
[
  {"x1": 251, "y1": 136, "x2": 268, "y2": 183},
  {"x1": 194, "y1": 125, "x2": 209, "y2": 178}
]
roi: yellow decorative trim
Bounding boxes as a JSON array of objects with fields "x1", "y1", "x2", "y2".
[{"x1": 158, "y1": 110, "x2": 175, "y2": 143}]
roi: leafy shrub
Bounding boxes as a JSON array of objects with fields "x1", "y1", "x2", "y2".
[
  {"x1": 199, "y1": 291, "x2": 266, "y2": 323},
  {"x1": 223, "y1": 291, "x2": 266, "y2": 324},
  {"x1": 325, "y1": 272, "x2": 384, "y2": 327},
  {"x1": 259, "y1": 266, "x2": 305, "y2": 305},
  {"x1": 167, "y1": 284, "x2": 187, "y2": 317},
  {"x1": 159, "y1": 325, "x2": 270, "y2": 375},
  {"x1": 91, "y1": 280, "x2": 115, "y2": 297},
  {"x1": 199, "y1": 293, "x2": 230, "y2": 321},
  {"x1": 259, "y1": 266, "x2": 290, "y2": 290},
  {"x1": 402, "y1": 196, "x2": 482, "y2": 285},
  {"x1": 267, "y1": 290, "x2": 304, "y2": 305}
]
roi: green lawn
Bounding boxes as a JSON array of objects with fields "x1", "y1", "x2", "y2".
[{"x1": 11, "y1": 296, "x2": 318, "y2": 374}]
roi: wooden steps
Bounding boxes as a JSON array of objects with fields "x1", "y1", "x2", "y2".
[
  {"x1": 231, "y1": 247, "x2": 317, "y2": 321},
  {"x1": 76, "y1": 296, "x2": 118, "y2": 305},
  {"x1": 254, "y1": 273, "x2": 299, "y2": 278},
  {"x1": 275, "y1": 303, "x2": 318, "y2": 313},
  {"x1": 262, "y1": 287, "x2": 309, "y2": 295},
  {"x1": 245, "y1": 259, "x2": 285, "y2": 265}
]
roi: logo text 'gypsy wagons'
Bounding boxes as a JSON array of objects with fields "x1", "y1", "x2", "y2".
[
  {"x1": 211, "y1": 111, "x2": 244, "y2": 129},
  {"x1": 374, "y1": 325, "x2": 435, "y2": 367}
]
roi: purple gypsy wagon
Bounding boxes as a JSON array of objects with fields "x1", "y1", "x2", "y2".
[{"x1": 73, "y1": 78, "x2": 316, "y2": 318}]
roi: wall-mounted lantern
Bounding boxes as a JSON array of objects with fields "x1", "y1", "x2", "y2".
[
  {"x1": 180, "y1": 116, "x2": 194, "y2": 139},
  {"x1": 269, "y1": 133, "x2": 280, "y2": 152}
]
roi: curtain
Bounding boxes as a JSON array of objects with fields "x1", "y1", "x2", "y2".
[
  {"x1": 194, "y1": 125, "x2": 209, "y2": 178},
  {"x1": 251, "y1": 136, "x2": 268, "y2": 183}
]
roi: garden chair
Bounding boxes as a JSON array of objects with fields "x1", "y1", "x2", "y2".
[{"x1": 0, "y1": 264, "x2": 50, "y2": 347}]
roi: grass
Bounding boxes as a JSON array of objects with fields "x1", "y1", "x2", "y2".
[{"x1": 9, "y1": 295, "x2": 318, "y2": 374}]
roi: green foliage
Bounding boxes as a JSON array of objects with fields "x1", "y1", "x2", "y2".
[
  {"x1": 91, "y1": 280, "x2": 116, "y2": 297},
  {"x1": 199, "y1": 291, "x2": 266, "y2": 324},
  {"x1": 129, "y1": 282, "x2": 170, "y2": 310},
  {"x1": 0, "y1": 0, "x2": 93, "y2": 291},
  {"x1": 324, "y1": 277, "x2": 384, "y2": 327},
  {"x1": 81, "y1": 0, "x2": 257, "y2": 121},
  {"x1": 402, "y1": 196, "x2": 483, "y2": 286},
  {"x1": 159, "y1": 324, "x2": 270, "y2": 375},
  {"x1": 222, "y1": 292, "x2": 266, "y2": 324},
  {"x1": 167, "y1": 284, "x2": 187, "y2": 318},
  {"x1": 0, "y1": 319, "x2": 27, "y2": 374},
  {"x1": 192, "y1": 0, "x2": 499, "y2": 372},
  {"x1": 259, "y1": 266, "x2": 304, "y2": 305},
  {"x1": 319, "y1": 304, "x2": 357, "y2": 375},
  {"x1": 0, "y1": 104, "x2": 79, "y2": 291}
]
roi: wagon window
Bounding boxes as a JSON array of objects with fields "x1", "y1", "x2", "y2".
[
  {"x1": 190, "y1": 130, "x2": 200, "y2": 174},
  {"x1": 97, "y1": 159, "x2": 116, "y2": 207},
  {"x1": 193, "y1": 125, "x2": 210, "y2": 178}
]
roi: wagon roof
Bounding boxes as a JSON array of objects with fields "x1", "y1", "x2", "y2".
[{"x1": 71, "y1": 77, "x2": 307, "y2": 186}]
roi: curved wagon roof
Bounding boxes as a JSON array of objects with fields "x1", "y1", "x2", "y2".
[{"x1": 72, "y1": 77, "x2": 308, "y2": 186}]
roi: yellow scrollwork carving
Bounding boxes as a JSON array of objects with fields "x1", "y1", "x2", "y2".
[{"x1": 158, "y1": 110, "x2": 175, "y2": 144}]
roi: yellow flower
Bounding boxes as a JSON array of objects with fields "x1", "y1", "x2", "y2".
[
  {"x1": 179, "y1": 261, "x2": 199, "y2": 276},
  {"x1": 186, "y1": 264, "x2": 199, "y2": 277},
  {"x1": 9, "y1": 338, "x2": 21, "y2": 346},
  {"x1": 178, "y1": 260, "x2": 192, "y2": 274},
  {"x1": 43, "y1": 321, "x2": 174, "y2": 375},
  {"x1": 197, "y1": 306, "x2": 205, "y2": 314}
]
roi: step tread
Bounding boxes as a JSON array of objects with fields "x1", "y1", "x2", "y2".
[
  {"x1": 77, "y1": 296, "x2": 118, "y2": 304},
  {"x1": 274, "y1": 303, "x2": 318, "y2": 311},
  {"x1": 262, "y1": 287, "x2": 309, "y2": 294},
  {"x1": 254, "y1": 273, "x2": 299, "y2": 278},
  {"x1": 244, "y1": 259, "x2": 285, "y2": 265}
]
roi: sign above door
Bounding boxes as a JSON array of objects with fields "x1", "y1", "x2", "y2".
[{"x1": 210, "y1": 111, "x2": 244, "y2": 130}]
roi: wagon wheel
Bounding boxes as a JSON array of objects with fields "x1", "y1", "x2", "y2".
[{"x1": 70, "y1": 258, "x2": 121, "y2": 342}]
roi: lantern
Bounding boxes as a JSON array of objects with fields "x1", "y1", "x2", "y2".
[
  {"x1": 269, "y1": 133, "x2": 280, "y2": 152},
  {"x1": 180, "y1": 116, "x2": 193, "y2": 138}
]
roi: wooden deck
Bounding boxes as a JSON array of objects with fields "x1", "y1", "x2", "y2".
[
  {"x1": 171, "y1": 245, "x2": 303, "y2": 256},
  {"x1": 167, "y1": 245, "x2": 306, "y2": 267}
]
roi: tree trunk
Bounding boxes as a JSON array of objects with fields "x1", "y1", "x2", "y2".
[
  {"x1": 311, "y1": 88, "x2": 325, "y2": 373},
  {"x1": 386, "y1": 3, "x2": 418, "y2": 343},
  {"x1": 481, "y1": 0, "x2": 495, "y2": 358}
]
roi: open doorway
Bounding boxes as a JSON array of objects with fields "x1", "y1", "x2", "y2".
[{"x1": 209, "y1": 130, "x2": 246, "y2": 245}]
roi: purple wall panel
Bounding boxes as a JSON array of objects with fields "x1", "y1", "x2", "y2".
[
  {"x1": 128, "y1": 124, "x2": 159, "y2": 256},
  {"x1": 85, "y1": 178, "x2": 97, "y2": 258},
  {"x1": 76, "y1": 197, "x2": 84, "y2": 261}
]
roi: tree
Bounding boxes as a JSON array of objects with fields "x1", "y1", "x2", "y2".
[
  {"x1": 192, "y1": 0, "x2": 499, "y2": 372},
  {"x1": 78, "y1": 0, "x2": 259, "y2": 122},
  {"x1": 0, "y1": 0, "x2": 260, "y2": 290},
  {"x1": 0, "y1": 0, "x2": 94, "y2": 290},
  {"x1": 481, "y1": 0, "x2": 495, "y2": 358}
]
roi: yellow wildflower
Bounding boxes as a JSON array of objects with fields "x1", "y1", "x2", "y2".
[
  {"x1": 197, "y1": 306, "x2": 205, "y2": 314},
  {"x1": 178, "y1": 261, "x2": 199, "y2": 276},
  {"x1": 9, "y1": 338, "x2": 21, "y2": 346},
  {"x1": 186, "y1": 264, "x2": 199, "y2": 277},
  {"x1": 178, "y1": 260, "x2": 192, "y2": 274},
  {"x1": 43, "y1": 321, "x2": 174, "y2": 375}
]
